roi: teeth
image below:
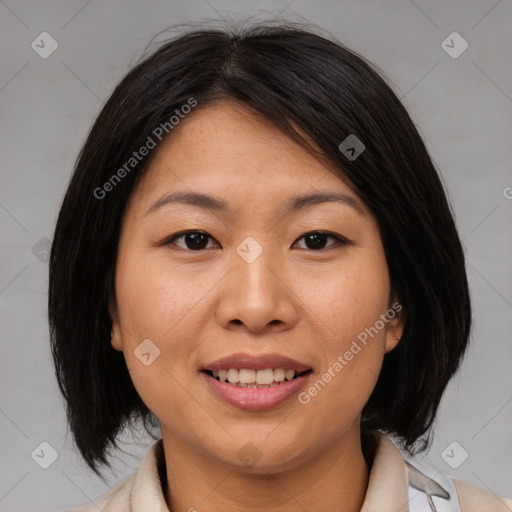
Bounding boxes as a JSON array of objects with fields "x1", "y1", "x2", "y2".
[
  {"x1": 239, "y1": 369, "x2": 256, "y2": 383},
  {"x1": 211, "y1": 368, "x2": 299, "y2": 385},
  {"x1": 227, "y1": 368, "x2": 239, "y2": 383},
  {"x1": 285, "y1": 369, "x2": 295, "y2": 381},
  {"x1": 256, "y1": 369, "x2": 274, "y2": 385},
  {"x1": 274, "y1": 368, "x2": 285, "y2": 382}
]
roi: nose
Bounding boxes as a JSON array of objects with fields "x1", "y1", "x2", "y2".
[{"x1": 215, "y1": 242, "x2": 299, "y2": 334}]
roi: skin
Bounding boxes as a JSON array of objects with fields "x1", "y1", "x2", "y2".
[{"x1": 110, "y1": 100, "x2": 404, "y2": 512}]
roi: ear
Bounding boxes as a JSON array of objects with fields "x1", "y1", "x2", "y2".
[
  {"x1": 108, "y1": 296, "x2": 123, "y2": 351},
  {"x1": 384, "y1": 296, "x2": 405, "y2": 354}
]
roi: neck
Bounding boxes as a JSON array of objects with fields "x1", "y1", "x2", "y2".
[{"x1": 160, "y1": 425, "x2": 373, "y2": 512}]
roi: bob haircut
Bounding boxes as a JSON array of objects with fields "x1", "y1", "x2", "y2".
[{"x1": 49, "y1": 21, "x2": 471, "y2": 478}]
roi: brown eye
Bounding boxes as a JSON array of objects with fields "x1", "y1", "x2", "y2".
[
  {"x1": 164, "y1": 230, "x2": 218, "y2": 251},
  {"x1": 293, "y1": 231, "x2": 347, "y2": 251}
]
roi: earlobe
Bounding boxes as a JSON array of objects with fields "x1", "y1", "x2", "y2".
[
  {"x1": 384, "y1": 298, "x2": 405, "y2": 353},
  {"x1": 385, "y1": 333, "x2": 402, "y2": 353},
  {"x1": 108, "y1": 299, "x2": 123, "y2": 351},
  {"x1": 110, "y1": 323, "x2": 123, "y2": 351}
]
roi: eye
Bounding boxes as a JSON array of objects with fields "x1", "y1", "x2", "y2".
[
  {"x1": 163, "y1": 230, "x2": 219, "y2": 251},
  {"x1": 292, "y1": 231, "x2": 348, "y2": 251},
  {"x1": 161, "y1": 230, "x2": 348, "y2": 252}
]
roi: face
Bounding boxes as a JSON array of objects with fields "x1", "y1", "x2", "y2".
[{"x1": 110, "y1": 100, "x2": 404, "y2": 472}]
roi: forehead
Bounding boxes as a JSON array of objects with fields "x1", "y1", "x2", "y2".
[
  {"x1": 128, "y1": 100, "x2": 367, "y2": 218},
  {"x1": 154, "y1": 100, "x2": 329, "y2": 176}
]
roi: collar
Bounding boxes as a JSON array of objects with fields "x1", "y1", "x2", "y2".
[
  {"x1": 130, "y1": 430, "x2": 411, "y2": 512},
  {"x1": 360, "y1": 430, "x2": 410, "y2": 511}
]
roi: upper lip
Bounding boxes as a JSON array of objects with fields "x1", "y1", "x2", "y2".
[{"x1": 202, "y1": 352, "x2": 312, "y2": 372}]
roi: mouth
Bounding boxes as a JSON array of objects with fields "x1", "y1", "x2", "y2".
[
  {"x1": 200, "y1": 352, "x2": 313, "y2": 411},
  {"x1": 201, "y1": 368, "x2": 313, "y2": 388}
]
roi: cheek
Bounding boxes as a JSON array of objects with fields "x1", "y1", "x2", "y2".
[
  {"x1": 310, "y1": 251, "x2": 390, "y2": 346},
  {"x1": 113, "y1": 250, "x2": 208, "y2": 403},
  {"x1": 299, "y1": 251, "x2": 390, "y2": 404},
  {"x1": 115, "y1": 248, "x2": 206, "y2": 341},
  {"x1": 113, "y1": 265, "x2": 200, "y2": 424}
]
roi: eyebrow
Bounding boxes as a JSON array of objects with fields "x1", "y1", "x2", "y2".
[{"x1": 144, "y1": 190, "x2": 365, "y2": 217}]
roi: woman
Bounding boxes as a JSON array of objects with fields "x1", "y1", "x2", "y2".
[{"x1": 49, "y1": 22, "x2": 512, "y2": 512}]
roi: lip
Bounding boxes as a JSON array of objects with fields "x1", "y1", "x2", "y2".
[
  {"x1": 202, "y1": 352, "x2": 312, "y2": 372},
  {"x1": 201, "y1": 370, "x2": 313, "y2": 411}
]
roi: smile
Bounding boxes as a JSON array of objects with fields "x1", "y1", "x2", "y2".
[
  {"x1": 205, "y1": 368, "x2": 309, "y2": 388},
  {"x1": 201, "y1": 368, "x2": 313, "y2": 411}
]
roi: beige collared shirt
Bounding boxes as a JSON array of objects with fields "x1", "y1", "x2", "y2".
[{"x1": 66, "y1": 431, "x2": 512, "y2": 512}]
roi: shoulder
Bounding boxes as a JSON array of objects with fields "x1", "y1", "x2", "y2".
[
  {"x1": 377, "y1": 432, "x2": 512, "y2": 512},
  {"x1": 453, "y1": 478, "x2": 512, "y2": 512},
  {"x1": 61, "y1": 438, "x2": 166, "y2": 512},
  {"x1": 63, "y1": 473, "x2": 135, "y2": 512}
]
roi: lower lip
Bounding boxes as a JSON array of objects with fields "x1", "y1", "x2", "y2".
[{"x1": 201, "y1": 371, "x2": 312, "y2": 411}]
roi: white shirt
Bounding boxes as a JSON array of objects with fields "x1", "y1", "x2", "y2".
[{"x1": 63, "y1": 430, "x2": 512, "y2": 512}]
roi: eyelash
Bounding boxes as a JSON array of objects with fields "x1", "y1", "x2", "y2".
[{"x1": 161, "y1": 230, "x2": 349, "y2": 252}]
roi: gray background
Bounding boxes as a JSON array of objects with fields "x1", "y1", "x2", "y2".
[{"x1": 1, "y1": 0, "x2": 511, "y2": 510}]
